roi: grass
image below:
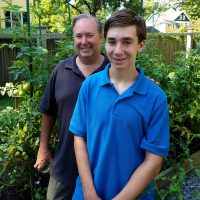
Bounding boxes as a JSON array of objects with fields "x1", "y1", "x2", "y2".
[{"x1": 0, "y1": 96, "x2": 14, "y2": 110}]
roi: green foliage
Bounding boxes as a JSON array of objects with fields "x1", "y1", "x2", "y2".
[
  {"x1": 169, "y1": 50, "x2": 200, "y2": 134},
  {"x1": 138, "y1": 49, "x2": 200, "y2": 159},
  {"x1": 155, "y1": 167, "x2": 186, "y2": 199},
  {"x1": 0, "y1": 81, "x2": 31, "y2": 98},
  {"x1": 155, "y1": 167, "x2": 200, "y2": 199},
  {"x1": 32, "y1": 0, "x2": 69, "y2": 32},
  {"x1": 182, "y1": 0, "x2": 200, "y2": 20},
  {"x1": 1, "y1": 0, "x2": 32, "y2": 36},
  {"x1": 0, "y1": 97, "x2": 13, "y2": 110},
  {"x1": 2, "y1": 0, "x2": 22, "y2": 20},
  {"x1": 137, "y1": 48, "x2": 200, "y2": 199},
  {"x1": 53, "y1": 29, "x2": 74, "y2": 60},
  {"x1": 143, "y1": 0, "x2": 155, "y2": 20},
  {"x1": 1, "y1": 31, "x2": 74, "y2": 99},
  {"x1": 74, "y1": 0, "x2": 140, "y2": 17},
  {"x1": 32, "y1": 0, "x2": 83, "y2": 33},
  {"x1": 0, "y1": 98, "x2": 41, "y2": 199}
]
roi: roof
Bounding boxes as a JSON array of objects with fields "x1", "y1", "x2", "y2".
[
  {"x1": 147, "y1": 26, "x2": 160, "y2": 33},
  {"x1": 146, "y1": 8, "x2": 191, "y2": 26}
]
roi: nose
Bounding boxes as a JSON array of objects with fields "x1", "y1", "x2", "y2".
[
  {"x1": 81, "y1": 36, "x2": 87, "y2": 44},
  {"x1": 114, "y1": 43, "x2": 123, "y2": 55}
]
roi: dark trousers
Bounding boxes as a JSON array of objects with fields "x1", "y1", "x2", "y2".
[{"x1": 47, "y1": 176, "x2": 75, "y2": 200}]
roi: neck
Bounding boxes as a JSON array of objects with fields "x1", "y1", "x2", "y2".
[
  {"x1": 109, "y1": 65, "x2": 138, "y2": 83},
  {"x1": 109, "y1": 65, "x2": 139, "y2": 95},
  {"x1": 76, "y1": 54, "x2": 104, "y2": 77}
]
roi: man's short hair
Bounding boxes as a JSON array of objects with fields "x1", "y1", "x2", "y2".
[
  {"x1": 72, "y1": 14, "x2": 102, "y2": 34},
  {"x1": 104, "y1": 9, "x2": 146, "y2": 43}
]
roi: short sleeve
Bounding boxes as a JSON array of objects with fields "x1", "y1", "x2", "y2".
[
  {"x1": 39, "y1": 68, "x2": 57, "y2": 116},
  {"x1": 69, "y1": 83, "x2": 87, "y2": 137},
  {"x1": 140, "y1": 99, "x2": 170, "y2": 156}
]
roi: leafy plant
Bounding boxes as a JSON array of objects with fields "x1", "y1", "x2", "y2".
[
  {"x1": 0, "y1": 98, "x2": 41, "y2": 199},
  {"x1": 137, "y1": 48, "x2": 200, "y2": 199}
]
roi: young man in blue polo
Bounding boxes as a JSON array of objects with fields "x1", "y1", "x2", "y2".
[{"x1": 69, "y1": 9, "x2": 170, "y2": 200}]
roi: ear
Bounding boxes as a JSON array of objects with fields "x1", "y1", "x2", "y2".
[
  {"x1": 99, "y1": 33, "x2": 103, "y2": 40},
  {"x1": 138, "y1": 41, "x2": 145, "y2": 52}
]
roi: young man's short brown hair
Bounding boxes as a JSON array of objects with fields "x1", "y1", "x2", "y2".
[{"x1": 104, "y1": 9, "x2": 146, "y2": 43}]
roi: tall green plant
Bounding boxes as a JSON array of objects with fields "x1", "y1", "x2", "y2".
[
  {"x1": 137, "y1": 48, "x2": 200, "y2": 199},
  {"x1": 0, "y1": 98, "x2": 41, "y2": 199}
]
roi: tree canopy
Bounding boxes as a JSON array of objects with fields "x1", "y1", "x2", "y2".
[
  {"x1": 74, "y1": 0, "x2": 140, "y2": 17},
  {"x1": 182, "y1": 0, "x2": 200, "y2": 20},
  {"x1": 31, "y1": 0, "x2": 200, "y2": 33}
]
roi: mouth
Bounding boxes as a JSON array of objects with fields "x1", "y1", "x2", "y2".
[
  {"x1": 80, "y1": 46, "x2": 92, "y2": 51},
  {"x1": 113, "y1": 57, "x2": 126, "y2": 63}
]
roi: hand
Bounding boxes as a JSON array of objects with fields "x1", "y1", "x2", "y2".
[
  {"x1": 84, "y1": 190, "x2": 102, "y2": 200},
  {"x1": 85, "y1": 195, "x2": 102, "y2": 200},
  {"x1": 34, "y1": 147, "x2": 53, "y2": 171},
  {"x1": 112, "y1": 197, "x2": 136, "y2": 200}
]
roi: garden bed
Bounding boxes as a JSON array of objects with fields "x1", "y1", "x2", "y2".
[{"x1": 156, "y1": 150, "x2": 200, "y2": 189}]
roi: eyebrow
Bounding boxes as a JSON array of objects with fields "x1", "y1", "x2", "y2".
[
  {"x1": 107, "y1": 37, "x2": 134, "y2": 41},
  {"x1": 75, "y1": 32, "x2": 94, "y2": 35}
]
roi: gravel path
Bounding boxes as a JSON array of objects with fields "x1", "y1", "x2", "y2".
[
  {"x1": 183, "y1": 170, "x2": 200, "y2": 200},
  {"x1": 168, "y1": 170, "x2": 200, "y2": 200}
]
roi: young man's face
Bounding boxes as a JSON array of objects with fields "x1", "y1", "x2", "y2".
[
  {"x1": 105, "y1": 25, "x2": 144, "y2": 70},
  {"x1": 73, "y1": 18, "x2": 102, "y2": 60}
]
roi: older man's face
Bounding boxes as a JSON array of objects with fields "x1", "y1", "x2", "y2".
[{"x1": 73, "y1": 18, "x2": 102, "y2": 60}]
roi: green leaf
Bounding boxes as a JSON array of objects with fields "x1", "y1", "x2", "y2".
[{"x1": 17, "y1": 146, "x2": 23, "y2": 152}]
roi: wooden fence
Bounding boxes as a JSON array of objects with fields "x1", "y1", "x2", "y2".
[
  {"x1": 146, "y1": 32, "x2": 199, "y2": 63},
  {"x1": 0, "y1": 32, "x2": 200, "y2": 86},
  {"x1": 0, "y1": 34, "x2": 66, "y2": 86},
  {"x1": 0, "y1": 38, "x2": 17, "y2": 86},
  {"x1": 145, "y1": 34, "x2": 185, "y2": 62}
]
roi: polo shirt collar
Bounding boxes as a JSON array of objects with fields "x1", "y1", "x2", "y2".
[
  {"x1": 100, "y1": 64, "x2": 148, "y2": 96},
  {"x1": 64, "y1": 55, "x2": 79, "y2": 71},
  {"x1": 100, "y1": 63, "x2": 111, "y2": 85},
  {"x1": 64, "y1": 54, "x2": 108, "y2": 76}
]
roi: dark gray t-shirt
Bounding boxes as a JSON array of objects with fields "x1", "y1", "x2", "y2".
[{"x1": 39, "y1": 55, "x2": 109, "y2": 186}]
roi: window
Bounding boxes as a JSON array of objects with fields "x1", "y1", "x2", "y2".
[
  {"x1": 5, "y1": 11, "x2": 27, "y2": 28},
  {"x1": 172, "y1": 23, "x2": 181, "y2": 29}
]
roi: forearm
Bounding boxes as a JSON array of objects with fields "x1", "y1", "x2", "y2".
[
  {"x1": 34, "y1": 114, "x2": 56, "y2": 169},
  {"x1": 74, "y1": 136, "x2": 98, "y2": 199},
  {"x1": 113, "y1": 152, "x2": 163, "y2": 200},
  {"x1": 39, "y1": 114, "x2": 56, "y2": 149}
]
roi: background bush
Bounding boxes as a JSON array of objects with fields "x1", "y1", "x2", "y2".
[{"x1": 137, "y1": 49, "x2": 200, "y2": 199}]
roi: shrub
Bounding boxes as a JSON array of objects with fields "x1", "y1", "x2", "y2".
[
  {"x1": 0, "y1": 98, "x2": 42, "y2": 199},
  {"x1": 137, "y1": 49, "x2": 200, "y2": 199}
]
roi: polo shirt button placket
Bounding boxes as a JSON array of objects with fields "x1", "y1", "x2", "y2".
[{"x1": 112, "y1": 99, "x2": 121, "y2": 117}]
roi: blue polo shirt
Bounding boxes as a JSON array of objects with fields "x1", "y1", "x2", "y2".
[{"x1": 69, "y1": 64, "x2": 170, "y2": 200}]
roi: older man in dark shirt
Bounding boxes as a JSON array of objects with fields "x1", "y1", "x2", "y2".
[{"x1": 34, "y1": 14, "x2": 109, "y2": 200}]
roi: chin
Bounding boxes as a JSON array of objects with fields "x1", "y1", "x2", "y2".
[
  {"x1": 112, "y1": 61, "x2": 126, "y2": 68},
  {"x1": 112, "y1": 65, "x2": 126, "y2": 70},
  {"x1": 82, "y1": 55, "x2": 94, "y2": 59},
  {"x1": 80, "y1": 50, "x2": 89, "y2": 54}
]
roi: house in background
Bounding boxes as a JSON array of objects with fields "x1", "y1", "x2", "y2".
[
  {"x1": 0, "y1": 0, "x2": 33, "y2": 29},
  {"x1": 146, "y1": 8, "x2": 191, "y2": 33}
]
